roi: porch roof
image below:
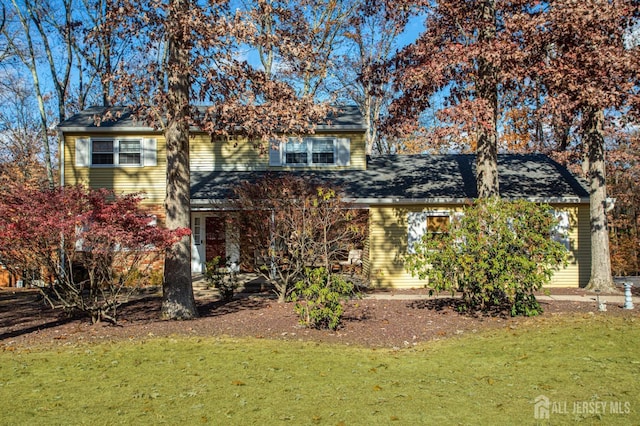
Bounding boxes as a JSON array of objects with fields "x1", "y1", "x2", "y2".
[{"x1": 190, "y1": 154, "x2": 590, "y2": 207}]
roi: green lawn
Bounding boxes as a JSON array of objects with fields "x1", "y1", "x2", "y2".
[{"x1": 1, "y1": 314, "x2": 639, "y2": 425}]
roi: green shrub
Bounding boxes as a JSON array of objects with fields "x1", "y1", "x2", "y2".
[
  {"x1": 204, "y1": 256, "x2": 240, "y2": 302},
  {"x1": 404, "y1": 198, "x2": 568, "y2": 316},
  {"x1": 292, "y1": 268, "x2": 357, "y2": 330}
]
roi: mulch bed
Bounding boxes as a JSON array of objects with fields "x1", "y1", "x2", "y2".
[{"x1": 1, "y1": 286, "x2": 638, "y2": 349}]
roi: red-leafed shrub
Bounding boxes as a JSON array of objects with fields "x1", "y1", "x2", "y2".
[{"x1": 0, "y1": 184, "x2": 189, "y2": 323}]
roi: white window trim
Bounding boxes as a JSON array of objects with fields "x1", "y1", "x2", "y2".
[
  {"x1": 551, "y1": 209, "x2": 571, "y2": 251},
  {"x1": 193, "y1": 217, "x2": 202, "y2": 246},
  {"x1": 407, "y1": 211, "x2": 457, "y2": 253},
  {"x1": 269, "y1": 137, "x2": 350, "y2": 167},
  {"x1": 76, "y1": 137, "x2": 156, "y2": 168},
  {"x1": 283, "y1": 137, "x2": 337, "y2": 167},
  {"x1": 91, "y1": 137, "x2": 143, "y2": 167}
]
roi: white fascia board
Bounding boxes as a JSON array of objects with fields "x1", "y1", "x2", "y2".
[
  {"x1": 342, "y1": 196, "x2": 589, "y2": 205},
  {"x1": 191, "y1": 196, "x2": 589, "y2": 211},
  {"x1": 59, "y1": 126, "x2": 158, "y2": 133},
  {"x1": 59, "y1": 124, "x2": 366, "y2": 134},
  {"x1": 314, "y1": 125, "x2": 367, "y2": 131}
]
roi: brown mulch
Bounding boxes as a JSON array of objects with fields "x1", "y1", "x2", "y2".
[{"x1": 1, "y1": 286, "x2": 638, "y2": 350}]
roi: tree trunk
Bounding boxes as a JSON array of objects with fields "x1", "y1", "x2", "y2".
[
  {"x1": 161, "y1": 0, "x2": 198, "y2": 320},
  {"x1": 583, "y1": 106, "x2": 615, "y2": 292},
  {"x1": 8, "y1": 0, "x2": 55, "y2": 188},
  {"x1": 475, "y1": 0, "x2": 499, "y2": 198}
]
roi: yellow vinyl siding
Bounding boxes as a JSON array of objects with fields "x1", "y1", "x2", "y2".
[
  {"x1": 63, "y1": 134, "x2": 166, "y2": 205},
  {"x1": 345, "y1": 132, "x2": 367, "y2": 170},
  {"x1": 547, "y1": 204, "x2": 591, "y2": 288},
  {"x1": 368, "y1": 205, "x2": 461, "y2": 289},
  {"x1": 190, "y1": 135, "x2": 264, "y2": 172},
  {"x1": 367, "y1": 204, "x2": 590, "y2": 289},
  {"x1": 189, "y1": 132, "x2": 367, "y2": 172}
]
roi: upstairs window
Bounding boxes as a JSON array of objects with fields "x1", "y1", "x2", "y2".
[
  {"x1": 285, "y1": 139, "x2": 308, "y2": 164},
  {"x1": 284, "y1": 138, "x2": 336, "y2": 165},
  {"x1": 311, "y1": 139, "x2": 335, "y2": 164},
  {"x1": 91, "y1": 139, "x2": 141, "y2": 166},
  {"x1": 270, "y1": 137, "x2": 350, "y2": 167},
  {"x1": 91, "y1": 140, "x2": 116, "y2": 165},
  {"x1": 76, "y1": 138, "x2": 156, "y2": 167},
  {"x1": 118, "y1": 140, "x2": 142, "y2": 165}
]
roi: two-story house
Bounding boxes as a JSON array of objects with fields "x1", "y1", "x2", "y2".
[{"x1": 58, "y1": 106, "x2": 591, "y2": 288}]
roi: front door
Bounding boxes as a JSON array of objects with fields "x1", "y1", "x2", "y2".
[{"x1": 206, "y1": 216, "x2": 226, "y2": 265}]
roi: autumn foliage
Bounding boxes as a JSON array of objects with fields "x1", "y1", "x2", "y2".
[
  {"x1": 0, "y1": 184, "x2": 189, "y2": 323},
  {"x1": 608, "y1": 130, "x2": 640, "y2": 276},
  {"x1": 232, "y1": 175, "x2": 367, "y2": 303}
]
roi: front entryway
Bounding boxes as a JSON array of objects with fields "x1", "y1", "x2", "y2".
[
  {"x1": 191, "y1": 214, "x2": 240, "y2": 274},
  {"x1": 205, "y1": 216, "x2": 226, "y2": 263}
]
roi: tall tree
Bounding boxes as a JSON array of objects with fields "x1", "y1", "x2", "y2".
[
  {"x1": 524, "y1": 1, "x2": 640, "y2": 291},
  {"x1": 3, "y1": 1, "x2": 56, "y2": 187},
  {"x1": 334, "y1": 1, "x2": 406, "y2": 155},
  {"x1": 385, "y1": 0, "x2": 529, "y2": 197},
  {"x1": 106, "y1": 0, "x2": 329, "y2": 319},
  {"x1": 245, "y1": 0, "x2": 354, "y2": 99},
  {"x1": 72, "y1": 0, "x2": 132, "y2": 108},
  {"x1": 607, "y1": 128, "x2": 640, "y2": 276},
  {"x1": 0, "y1": 76, "x2": 48, "y2": 188},
  {"x1": 160, "y1": 0, "x2": 196, "y2": 319}
]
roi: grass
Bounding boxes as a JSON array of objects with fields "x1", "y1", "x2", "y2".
[{"x1": 1, "y1": 314, "x2": 639, "y2": 425}]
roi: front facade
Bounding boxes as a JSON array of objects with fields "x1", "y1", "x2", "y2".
[{"x1": 59, "y1": 107, "x2": 592, "y2": 288}]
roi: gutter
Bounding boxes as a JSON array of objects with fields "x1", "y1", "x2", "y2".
[
  {"x1": 57, "y1": 126, "x2": 158, "y2": 133},
  {"x1": 342, "y1": 196, "x2": 590, "y2": 205},
  {"x1": 190, "y1": 195, "x2": 590, "y2": 210},
  {"x1": 57, "y1": 125, "x2": 367, "y2": 134}
]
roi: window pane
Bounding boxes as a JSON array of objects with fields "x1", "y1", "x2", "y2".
[
  {"x1": 194, "y1": 217, "x2": 201, "y2": 245},
  {"x1": 120, "y1": 140, "x2": 141, "y2": 152},
  {"x1": 312, "y1": 152, "x2": 334, "y2": 163},
  {"x1": 285, "y1": 140, "x2": 307, "y2": 153},
  {"x1": 311, "y1": 138, "x2": 334, "y2": 164},
  {"x1": 92, "y1": 153, "x2": 114, "y2": 164},
  {"x1": 285, "y1": 140, "x2": 307, "y2": 164},
  {"x1": 118, "y1": 140, "x2": 142, "y2": 165},
  {"x1": 312, "y1": 139, "x2": 333, "y2": 152},
  {"x1": 92, "y1": 140, "x2": 113, "y2": 152},
  {"x1": 119, "y1": 153, "x2": 141, "y2": 164},
  {"x1": 92, "y1": 140, "x2": 114, "y2": 165},
  {"x1": 427, "y1": 215, "x2": 449, "y2": 234},
  {"x1": 286, "y1": 152, "x2": 307, "y2": 164}
]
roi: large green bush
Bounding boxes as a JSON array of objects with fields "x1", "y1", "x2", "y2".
[{"x1": 404, "y1": 198, "x2": 568, "y2": 316}]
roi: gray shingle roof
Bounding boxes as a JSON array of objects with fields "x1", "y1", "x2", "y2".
[
  {"x1": 58, "y1": 105, "x2": 365, "y2": 132},
  {"x1": 57, "y1": 106, "x2": 143, "y2": 130},
  {"x1": 191, "y1": 154, "x2": 590, "y2": 206}
]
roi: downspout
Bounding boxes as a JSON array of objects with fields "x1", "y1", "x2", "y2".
[
  {"x1": 58, "y1": 129, "x2": 65, "y2": 287},
  {"x1": 58, "y1": 128, "x2": 65, "y2": 187}
]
